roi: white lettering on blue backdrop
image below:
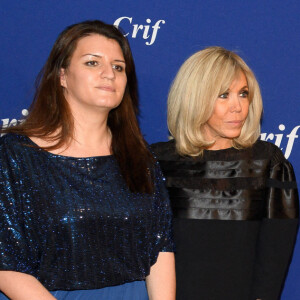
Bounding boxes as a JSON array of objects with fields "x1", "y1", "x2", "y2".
[
  {"x1": 260, "y1": 124, "x2": 299, "y2": 159},
  {"x1": 1, "y1": 112, "x2": 298, "y2": 159},
  {"x1": 114, "y1": 17, "x2": 166, "y2": 46},
  {"x1": 0, "y1": 109, "x2": 28, "y2": 137}
]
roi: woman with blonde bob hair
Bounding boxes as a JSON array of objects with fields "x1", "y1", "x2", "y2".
[
  {"x1": 152, "y1": 47, "x2": 299, "y2": 300},
  {"x1": 168, "y1": 46, "x2": 262, "y2": 156}
]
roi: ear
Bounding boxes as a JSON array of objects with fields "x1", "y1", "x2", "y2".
[{"x1": 60, "y1": 68, "x2": 67, "y2": 88}]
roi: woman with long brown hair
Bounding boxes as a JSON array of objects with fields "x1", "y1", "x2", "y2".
[{"x1": 0, "y1": 20, "x2": 175, "y2": 299}]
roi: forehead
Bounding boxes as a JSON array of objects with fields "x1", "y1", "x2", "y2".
[
  {"x1": 229, "y1": 71, "x2": 248, "y2": 88},
  {"x1": 72, "y1": 34, "x2": 124, "y2": 59},
  {"x1": 218, "y1": 68, "x2": 247, "y2": 93}
]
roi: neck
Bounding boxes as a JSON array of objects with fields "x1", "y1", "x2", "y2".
[
  {"x1": 206, "y1": 139, "x2": 233, "y2": 150},
  {"x1": 69, "y1": 106, "x2": 112, "y2": 156},
  {"x1": 28, "y1": 104, "x2": 113, "y2": 157}
]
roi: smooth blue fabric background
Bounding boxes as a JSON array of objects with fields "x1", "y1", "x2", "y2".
[{"x1": 0, "y1": 1, "x2": 299, "y2": 298}]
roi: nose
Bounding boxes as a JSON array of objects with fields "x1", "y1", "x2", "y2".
[
  {"x1": 230, "y1": 94, "x2": 242, "y2": 112},
  {"x1": 100, "y1": 63, "x2": 115, "y2": 80}
]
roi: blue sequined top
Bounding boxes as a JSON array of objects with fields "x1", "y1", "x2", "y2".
[{"x1": 0, "y1": 134, "x2": 174, "y2": 291}]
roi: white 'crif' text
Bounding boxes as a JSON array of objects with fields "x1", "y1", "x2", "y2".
[
  {"x1": 114, "y1": 17, "x2": 166, "y2": 46},
  {"x1": 260, "y1": 124, "x2": 299, "y2": 159}
]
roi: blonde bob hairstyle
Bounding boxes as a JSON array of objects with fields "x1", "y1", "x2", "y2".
[{"x1": 168, "y1": 46, "x2": 263, "y2": 156}]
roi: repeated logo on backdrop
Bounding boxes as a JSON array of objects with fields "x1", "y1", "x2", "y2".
[
  {"x1": 113, "y1": 17, "x2": 166, "y2": 46},
  {"x1": 260, "y1": 124, "x2": 299, "y2": 159},
  {"x1": 1, "y1": 109, "x2": 299, "y2": 159},
  {"x1": 0, "y1": 16, "x2": 299, "y2": 160},
  {"x1": 0, "y1": 110, "x2": 28, "y2": 137}
]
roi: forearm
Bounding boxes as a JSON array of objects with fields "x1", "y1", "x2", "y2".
[
  {"x1": 0, "y1": 271, "x2": 55, "y2": 300},
  {"x1": 251, "y1": 219, "x2": 298, "y2": 300},
  {"x1": 146, "y1": 252, "x2": 176, "y2": 300}
]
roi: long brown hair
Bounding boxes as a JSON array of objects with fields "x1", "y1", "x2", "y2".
[{"x1": 2, "y1": 20, "x2": 154, "y2": 193}]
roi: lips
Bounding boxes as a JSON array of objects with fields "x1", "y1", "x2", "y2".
[
  {"x1": 226, "y1": 120, "x2": 244, "y2": 126},
  {"x1": 96, "y1": 86, "x2": 115, "y2": 92},
  {"x1": 227, "y1": 120, "x2": 243, "y2": 123}
]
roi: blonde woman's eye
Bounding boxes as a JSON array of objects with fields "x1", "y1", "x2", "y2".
[
  {"x1": 112, "y1": 64, "x2": 124, "y2": 72},
  {"x1": 240, "y1": 90, "x2": 249, "y2": 98},
  {"x1": 219, "y1": 92, "x2": 229, "y2": 99},
  {"x1": 85, "y1": 61, "x2": 98, "y2": 66}
]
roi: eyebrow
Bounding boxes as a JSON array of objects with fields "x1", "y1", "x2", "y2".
[
  {"x1": 226, "y1": 85, "x2": 249, "y2": 91},
  {"x1": 81, "y1": 53, "x2": 125, "y2": 63}
]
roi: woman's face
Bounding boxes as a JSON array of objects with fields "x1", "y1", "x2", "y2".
[
  {"x1": 203, "y1": 71, "x2": 250, "y2": 150},
  {"x1": 60, "y1": 34, "x2": 127, "y2": 114}
]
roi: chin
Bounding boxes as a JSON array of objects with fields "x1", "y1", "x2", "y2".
[
  {"x1": 226, "y1": 130, "x2": 242, "y2": 138},
  {"x1": 229, "y1": 135, "x2": 242, "y2": 139},
  {"x1": 94, "y1": 100, "x2": 122, "y2": 109}
]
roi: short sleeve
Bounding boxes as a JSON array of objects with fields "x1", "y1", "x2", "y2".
[
  {"x1": 0, "y1": 137, "x2": 38, "y2": 275},
  {"x1": 151, "y1": 162, "x2": 175, "y2": 260},
  {"x1": 251, "y1": 147, "x2": 299, "y2": 299}
]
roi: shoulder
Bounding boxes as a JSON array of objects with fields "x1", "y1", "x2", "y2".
[
  {"x1": 253, "y1": 140, "x2": 287, "y2": 166},
  {"x1": 0, "y1": 133, "x2": 30, "y2": 158},
  {"x1": 150, "y1": 140, "x2": 178, "y2": 160},
  {"x1": 253, "y1": 139, "x2": 281, "y2": 153},
  {"x1": 0, "y1": 134, "x2": 28, "y2": 179},
  {"x1": 0, "y1": 133, "x2": 28, "y2": 145}
]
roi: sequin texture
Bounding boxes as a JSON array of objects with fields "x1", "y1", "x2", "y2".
[{"x1": 0, "y1": 134, "x2": 174, "y2": 290}]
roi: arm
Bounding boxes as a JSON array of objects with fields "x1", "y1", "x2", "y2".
[
  {"x1": 0, "y1": 140, "x2": 52, "y2": 299},
  {"x1": 146, "y1": 252, "x2": 176, "y2": 300},
  {"x1": 251, "y1": 218, "x2": 298, "y2": 300},
  {"x1": 0, "y1": 271, "x2": 55, "y2": 300},
  {"x1": 251, "y1": 151, "x2": 299, "y2": 300},
  {"x1": 146, "y1": 161, "x2": 175, "y2": 299}
]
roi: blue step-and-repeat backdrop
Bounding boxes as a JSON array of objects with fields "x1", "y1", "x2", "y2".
[{"x1": 1, "y1": 1, "x2": 299, "y2": 298}]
